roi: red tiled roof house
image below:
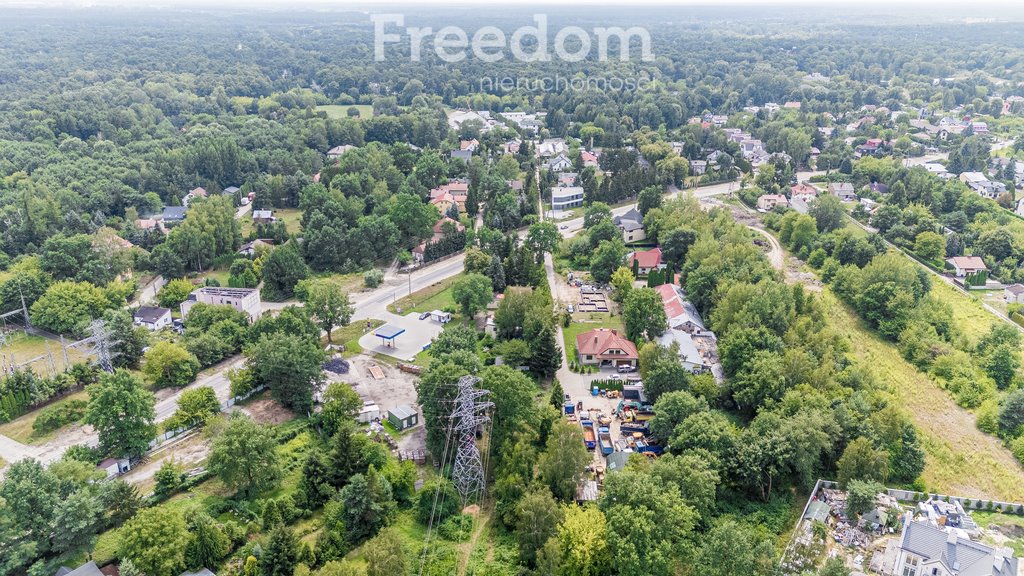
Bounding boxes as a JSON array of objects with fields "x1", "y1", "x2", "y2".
[{"x1": 575, "y1": 328, "x2": 639, "y2": 369}]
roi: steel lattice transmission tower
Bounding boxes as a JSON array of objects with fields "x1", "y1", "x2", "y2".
[
  {"x1": 85, "y1": 319, "x2": 120, "y2": 373},
  {"x1": 449, "y1": 375, "x2": 492, "y2": 502}
]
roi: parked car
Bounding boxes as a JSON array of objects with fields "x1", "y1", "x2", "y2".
[
  {"x1": 419, "y1": 312, "x2": 430, "y2": 320},
  {"x1": 566, "y1": 305, "x2": 575, "y2": 313},
  {"x1": 560, "y1": 224, "x2": 569, "y2": 230},
  {"x1": 609, "y1": 374, "x2": 621, "y2": 380},
  {"x1": 617, "y1": 365, "x2": 636, "y2": 373}
]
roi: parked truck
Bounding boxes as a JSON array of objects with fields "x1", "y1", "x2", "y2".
[
  {"x1": 598, "y1": 426, "x2": 614, "y2": 455},
  {"x1": 580, "y1": 418, "x2": 597, "y2": 450}
]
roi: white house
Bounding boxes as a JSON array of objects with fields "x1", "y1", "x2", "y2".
[
  {"x1": 180, "y1": 287, "x2": 262, "y2": 322},
  {"x1": 547, "y1": 153, "x2": 572, "y2": 172},
  {"x1": 756, "y1": 194, "x2": 788, "y2": 211},
  {"x1": 1005, "y1": 284, "x2": 1024, "y2": 304},
  {"x1": 550, "y1": 186, "x2": 585, "y2": 213},
  {"x1": 133, "y1": 306, "x2": 172, "y2": 331},
  {"x1": 947, "y1": 256, "x2": 988, "y2": 277},
  {"x1": 327, "y1": 144, "x2": 356, "y2": 160}
]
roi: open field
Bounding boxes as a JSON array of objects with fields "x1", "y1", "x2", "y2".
[
  {"x1": 388, "y1": 274, "x2": 460, "y2": 315},
  {"x1": 318, "y1": 104, "x2": 374, "y2": 119},
  {"x1": 819, "y1": 289, "x2": 1024, "y2": 501},
  {"x1": 0, "y1": 389, "x2": 89, "y2": 445}
]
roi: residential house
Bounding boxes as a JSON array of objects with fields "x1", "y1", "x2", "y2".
[
  {"x1": 459, "y1": 139, "x2": 479, "y2": 152},
  {"x1": 894, "y1": 518, "x2": 1017, "y2": 576},
  {"x1": 537, "y1": 138, "x2": 567, "y2": 157},
  {"x1": 252, "y1": 209, "x2": 275, "y2": 224},
  {"x1": 626, "y1": 247, "x2": 665, "y2": 275},
  {"x1": 971, "y1": 121, "x2": 989, "y2": 134},
  {"x1": 183, "y1": 187, "x2": 207, "y2": 207},
  {"x1": 575, "y1": 328, "x2": 639, "y2": 369},
  {"x1": 756, "y1": 194, "x2": 788, "y2": 211},
  {"x1": 502, "y1": 139, "x2": 522, "y2": 155},
  {"x1": 54, "y1": 562, "x2": 104, "y2": 576},
  {"x1": 791, "y1": 183, "x2": 819, "y2": 203},
  {"x1": 1005, "y1": 284, "x2": 1024, "y2": 304},
  {"x1": 865, "y1": 182, "x2": 890, "y2": 195},
  {"x1": 223, "y1": 186, "x2": 240, "y2": 197},
  {"x1": 790, "y1": 196, "x2": 810, "y2": 214},
  {"x1": 556, "y1": 172, "x2": 579, "y2": 186},
  {"x1": 690, "y1": 160, "x2": 708, "y2": 176},
  {"x1": 828, "y1": 182, "x2": 858, "y2": 201},
  {"x1": 547, "y1": 153, "x2": 572, "y2": 172},
  {"x1": 160, "y1": 206, "x2": 188, "y2": 225},
  {"x1": 501, "y1": 112, "x2": 542, "y2": 135},
  {"x1": 655, "y1": 284, "x2": 708, "y2": 335},
  {"x1": 783, "y1": 101, "x2": 801, "y2": 109},
  {"x1": 133, "y1": 306, "x2": 172, "y2": 331},
  {"x1": 946, "y1": 256, "x2": 988, "y2": 277},
  {"x1": 412, "y1": 217, "x2": 465, "y2": 263},
  {"x1": 856, "y1": 138, "x2": 884, "y2": 156},
  {"x1": 180, "y1": 287, "x2": 262, "y2": 322},
  {"x1": 657, "y1": 329, "x2": 713, "y2": 375},
  {"x1": 508, "y1": 179, "x2": 524, "y2": 192},
  {"x1": 740, "y1": 138, "x2": 766, "y2": 160},
  {"x1": 613, "y1": 208, "x2": 646, "y2": 243},
  {"x1": 451, "y1": 149, "x2": 473, "y2": 163},
  {"x1": 1016, "y1": 197, "x2": 1024, "y2": 218},
  {"x1": 960, "y1": 172, "x2": 1006, "y2": 200},
  {"x1": 550, "y1": 186, "x2": 585, "y2": 213},
  {"x1": 429, "y1": 180, "x2": 469, "y2": 214},
  {"x1": 327, "y1": 144, "x2": 356, "y2": 160},
  {"x1": 581, "y1": 150, "x2": 600, "y2": 168},
  {"x1": 238, "y1": 239, "x2": 274, "y2": 256},
  {"x1": 136, "y1": 218, "x2": 164, "y2": 233}
]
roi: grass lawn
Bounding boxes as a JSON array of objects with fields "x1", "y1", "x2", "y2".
[
  {"x1": 314, "y1": 271, "x2": 366, "y2": 295},
  {"x1": 1, "y1": 331, "x2": 90, "y2": 374},
  {"x1": 819, "y1": 288, "x2": 1024, "y2": 501},
  {"x1": 388, "y1": 274, "x2": 461, "y2": 315},
  {"x1": 325, "y1": 318, "x2": 384, "y2": 355},
  {"x1": 561, "y1": 313, "x2": 624, "y2": 362},
  {"x1": 242, "y1": 207, "x2": 303, "y2": 236},
  {"x1": 0, "y1": 389, "x2": 88, "y2": 445},
  {"x1": 318, "y1": 104, "x2": 374, "y2": 119}
]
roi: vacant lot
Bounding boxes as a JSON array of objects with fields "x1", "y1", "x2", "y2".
[
  {"x1": 241, "y1": 207, "x2": 303, "y2": 236},
  {"x1": 0, "y1": 389, "x2": 89, "y2": 445},
  {"x1": 820, "y1": 290, "x2": 1024, "y2": 501}
]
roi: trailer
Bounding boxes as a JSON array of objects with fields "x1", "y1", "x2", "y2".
[
  {"x1": 564, "y1": 401, "x2": 575, "y2": 415},
  {"x1": 580, "y1": 419, "x2": 597, "y2": 450},
  {"x1": 598, "y1": 426, "x2": 614, "y2": 455}
]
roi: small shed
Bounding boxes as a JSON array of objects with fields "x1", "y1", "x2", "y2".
[
  {"x1": 96, "y1": 457, "x2": 131, "y2": 480},
  {"x1": 804, "y1": 500, "x2": 831, "y2": 524},
  {"x1": 374, "y1": 324, "x2": 406, "y2": 348},
  {"x1": 429, "y1": 310, "x2": 452, "y2": 323},
  {"x1": 387, "y1": 405, "x2": 419, "y2": 430}
]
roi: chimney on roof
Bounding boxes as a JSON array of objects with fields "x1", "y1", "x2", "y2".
[{"x1": 947, "y1": 531, "x2": 957, "y2": 546}]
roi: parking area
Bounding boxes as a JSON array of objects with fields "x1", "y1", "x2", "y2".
[{"x1": 357, "y1": 312, "x2": 445, "y2": 361}]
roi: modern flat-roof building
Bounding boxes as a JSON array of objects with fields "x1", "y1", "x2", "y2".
[
  {"x1": 551, "y1": 186, "x2": 585, "y2": 212},
  {"x1": 180, "y1": 287, "x2": 262, "y2": 322}
]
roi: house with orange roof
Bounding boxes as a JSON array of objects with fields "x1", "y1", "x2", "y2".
[
  {"x1": 575, "y1": 328, "x2": 638, "y2": 369},
  {"x1": 412, "y1": 217, "x2": 466, "y2": 263},
  {"x1": 790, "y1": 183, "x2": 819, "y2": 203},
  {"x1": 183, "y1": 187, "x2": 207, "y2": 207},
  {"x1": 626, "y1": 247, "x2": 665, "y2": 275}
]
